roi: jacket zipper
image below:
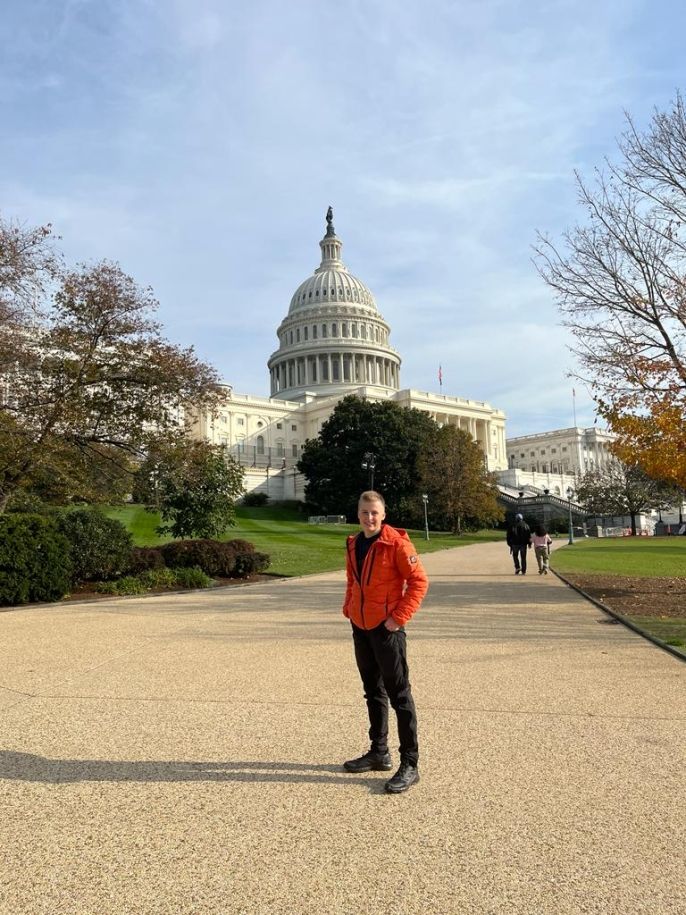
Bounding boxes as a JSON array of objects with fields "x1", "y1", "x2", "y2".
[{"x1": 359, "y1": 543, "x2": 381, "y2": 629}]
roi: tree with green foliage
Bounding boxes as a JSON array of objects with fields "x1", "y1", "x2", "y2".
[
  {"x1": 153, "y1": 441, "x2": 245, "y2": 539},
  {"x1": 575, "y1": 461, "x2": 679, "y2": 535},
  {"x1": 297, "y1": 395, "x2": 437, "y2": 522},
  {"x1": 0, "y1": 215, "x2": 222, "y2": 511},
  {"x1": 417, "y1": 425, "x2": 503, "y2": 533}
]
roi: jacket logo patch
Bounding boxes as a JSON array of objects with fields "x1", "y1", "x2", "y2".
[{"x1": 409, "y1": 555, "x2": 418, "y2": 564}]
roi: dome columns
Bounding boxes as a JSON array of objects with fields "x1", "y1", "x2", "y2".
[{"x1": 269, "y1": 351, "x2": 400, "y2": 397}]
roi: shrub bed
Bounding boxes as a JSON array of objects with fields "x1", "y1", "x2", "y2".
[
  {"x1": 159, "y1": 538, "x2": 268, "y2": 578},
  {"x1": 96, "y1": 566, "x2": 212, "y2": 595}
]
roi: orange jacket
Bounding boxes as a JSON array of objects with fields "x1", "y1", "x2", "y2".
[{"x1": 343, "y1": 524, "x2": 429, "y2": 630}]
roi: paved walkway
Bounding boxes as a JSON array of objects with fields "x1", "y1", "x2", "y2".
[{"x1": 0, "y1": 542, "x2": 684, "y2": 915}]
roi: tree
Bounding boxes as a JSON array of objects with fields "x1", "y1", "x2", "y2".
[
  {"x1": 154, "y1": 441, "x2": 245, "y2": 539},
  {"x1": 575, "y1": 461, "x2": 678, "y2": 535},
  {"x1": 535, "y1": 92, "x2": 686, "y2": 488},
  {"x1": 297, "y1": 395, "x2": 437, "y2": 521},
  {"x1": 0, "y1": 215, "x2": 223, "y2": 510},
  {"x1": 417, "y1": 425, "x2": 503, "y2": 533}
]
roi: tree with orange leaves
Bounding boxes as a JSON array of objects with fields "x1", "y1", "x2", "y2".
[{"x1": 536, "y1": 93, "x2": 686, "y2": 489}]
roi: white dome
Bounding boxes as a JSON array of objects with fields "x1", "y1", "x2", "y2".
[
  {"x1": 268, "y1": 209, "x2": 401, "y2": 401},
  {"x1": 288, "y1": 268, "x2": 376, "y2": 314}
]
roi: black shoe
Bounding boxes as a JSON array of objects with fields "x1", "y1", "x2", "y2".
[
  {"x1": 514, "y1": 569, "x2": 520, "y2": 575},
  {"x1": 343, "y1": 750, "x2": 392, "y2": 773},
  {"x1": 384, "y1": 761, "x2": 420, "y2": 793}
]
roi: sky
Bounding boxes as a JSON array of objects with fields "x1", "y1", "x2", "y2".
[{"x1": 2, "y1": 0, "x2": 685, "y2": 437}]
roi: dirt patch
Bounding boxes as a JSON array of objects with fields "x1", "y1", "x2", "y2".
[{"x1": 560, "y1": 573, "x2": 686, "y2": 619}]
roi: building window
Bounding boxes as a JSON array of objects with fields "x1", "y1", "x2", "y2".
[
  {"x1": 276, "y1": 442, "x2": 284, "y2": 457},
  {"x1": 332, "y1": 323, "x2": 338, "y2": 336},
  {"x1": 296, "y1": 328, "x2": 300, "y2": 342},
  {"x1": 530, "y1": 452, "x2": 535, "y2": 457},
  {"x1": 342, "y1": 322, "x2": 348, "y2": 336},
  {"x1": 257, "y1": 421, "x2": 263, "y2": 428},
  {"x1": 562, "y1": 446, "x2": 568, "y2": 452},
  {"x1": 313, "y1": 325, "x2": 318, "y2": 339},
  {"x1": 322, "y1": 324, "x2": 328, "y2": 337},
  {"x1": 521, "y1": 453, "x2": 525, "y2": 458},
  {"x1": 304, "y1": 327, "x2": 308, "y2": 340},
  {"x1": 291, "y1": 424, "x2": 297, "y2": 431},
  {"x1": 292, "y1": 443, "x2": 298, "y2": 457},
  {"x1": 276, "y1": 423, "x2": 282, "y2": 429},
  {"x1": 257, "y1": 436, "x2": 265, "y2": 455},
  {"x1": 289, "y1": 331, "x2": 293, "y2": 344},
  {"x1": 237, "y1": 418, "x2": 244, "y2": 426},
  {"x1": 551, "y1": 448, "x2": 556, "y2": 453}
]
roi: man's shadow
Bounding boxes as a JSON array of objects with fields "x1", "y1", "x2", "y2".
[{"x1": 0, "y1": 751, "x2": 388, "y2": 792}]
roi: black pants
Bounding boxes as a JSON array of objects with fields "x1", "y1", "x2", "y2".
[
  {"x1": 512, "y1": 545, "x2": 528, "y2": 573},
  {"x1": 351, "y1": 621, "x2": 419, "y2": 766}
]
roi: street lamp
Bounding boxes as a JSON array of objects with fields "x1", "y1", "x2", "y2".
[
  {"x1": 361, "y1": 451, "x2": 376, "y2": 489},
  {"x1": 422, "y1": 493, "x2": 430, "y2": 541},
  {"x1": 566, "y1": 486, "x2": 575, "y2": 545}
]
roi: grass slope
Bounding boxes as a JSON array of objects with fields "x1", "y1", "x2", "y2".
[{"x1": 106, "y1": 504, "x2": 504, "y2": 577}]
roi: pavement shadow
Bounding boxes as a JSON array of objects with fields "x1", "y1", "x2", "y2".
[{"x1": 0, "y1": 751, "x2": 388, "y2": 791}]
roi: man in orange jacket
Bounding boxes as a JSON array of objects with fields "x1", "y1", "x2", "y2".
[{"x1": 342, "y1": 490, "x2": 429, "y2": 793}]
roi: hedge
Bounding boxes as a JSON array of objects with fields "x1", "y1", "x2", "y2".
[
  {"x1": 0, "y1": 513, "x2": 72, "y2": 605},
  {"x1": 56, "y1": 508, "x2": 133, "y2": 582}
]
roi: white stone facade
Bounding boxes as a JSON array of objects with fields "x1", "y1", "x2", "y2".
[
  {"x1": 506, "y1": 426, "x2": 616, "y2": 476},
  {"x1": 191, "y1": 212, "x2": 508, "y2": 498}
]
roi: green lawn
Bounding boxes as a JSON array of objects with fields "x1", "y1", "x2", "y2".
[
  {"x1": 105, "y1": 504, "x2": 504, "y2": 577},
  {"x1": 551, "y1": 536, "x2": 686, "y2": 578}
]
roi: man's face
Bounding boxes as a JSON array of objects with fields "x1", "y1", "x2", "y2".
[{"x1": 358, "y1": 499, "x2": 386, "y2": 537}]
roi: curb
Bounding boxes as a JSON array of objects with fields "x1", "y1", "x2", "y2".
[{"x1": 553, "y1": 569, "x2": 686, "y2": 664}]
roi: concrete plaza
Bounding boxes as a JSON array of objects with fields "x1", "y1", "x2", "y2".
[{"x1": 0, "y1": 541, "x2": 684, "y2": 914}]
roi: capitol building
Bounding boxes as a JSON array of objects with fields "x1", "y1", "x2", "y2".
[{"x1": 191, "y1": 210, "x2": 508, "y2": 500}]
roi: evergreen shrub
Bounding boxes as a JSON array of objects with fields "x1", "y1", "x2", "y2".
[
  {"x1": 0, "y1": 514, "x2": 72, "y2": 605},
  {"x1": 128, "y1": 546, "x2": 166, "y2": 574},
  {"x1": 160, "y1": 539, "x2": 237, "y2": 576},
  {"x1": 242, "y1": 491, "x2": 269, "y2": 506},
  {"x1": 233, "y1": 550, "x2": 270, "y2": 577},
  {"x1": 57, "y1": 509, "x2": 133, "y2": 582}
]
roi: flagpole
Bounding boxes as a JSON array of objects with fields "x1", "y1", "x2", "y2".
[{"x1": 572, "y1": 388, "x2": 577, "y2": 427}]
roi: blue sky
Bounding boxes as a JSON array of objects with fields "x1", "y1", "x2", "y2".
[{"x1": 2, "y1": 0, "x2": 685, "y2": 436}]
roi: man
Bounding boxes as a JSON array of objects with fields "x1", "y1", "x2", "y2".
[
  {"x1": 341, "y1": 491, "x2": 429, "y2": 794},
  {"x1": 507, "y1": 512, "x2": 531, "y2": 575}
]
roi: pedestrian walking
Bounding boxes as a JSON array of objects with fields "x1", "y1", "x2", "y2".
[
  {"x1": 531, "y1": 523, "x2": 553, "y2": 575},
  {"x1": 507, "y1": 513, "x2": 531, "y2": 575},
  {"x1": 341, "y1": 490, "x2": 429, "y2": 794}
]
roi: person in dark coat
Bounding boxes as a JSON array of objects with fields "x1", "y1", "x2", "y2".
[{"x1": 506, "y1": 513, "x2": 531, "y2": 575}]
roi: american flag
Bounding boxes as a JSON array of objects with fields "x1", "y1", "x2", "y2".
[{"x1": 438, "y1": 364, "x2": 443, "y2": 385}]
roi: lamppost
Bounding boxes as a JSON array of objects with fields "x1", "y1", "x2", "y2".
[
  {"x1": 422, "y1": 493, "x2": 429, "y2": 541},
  {"x1": 361, "y1": 451, "x2": 376, "y2": 489},
  {"x1": 566, "y1": 486, "x2": 575, "y2": 545}
]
